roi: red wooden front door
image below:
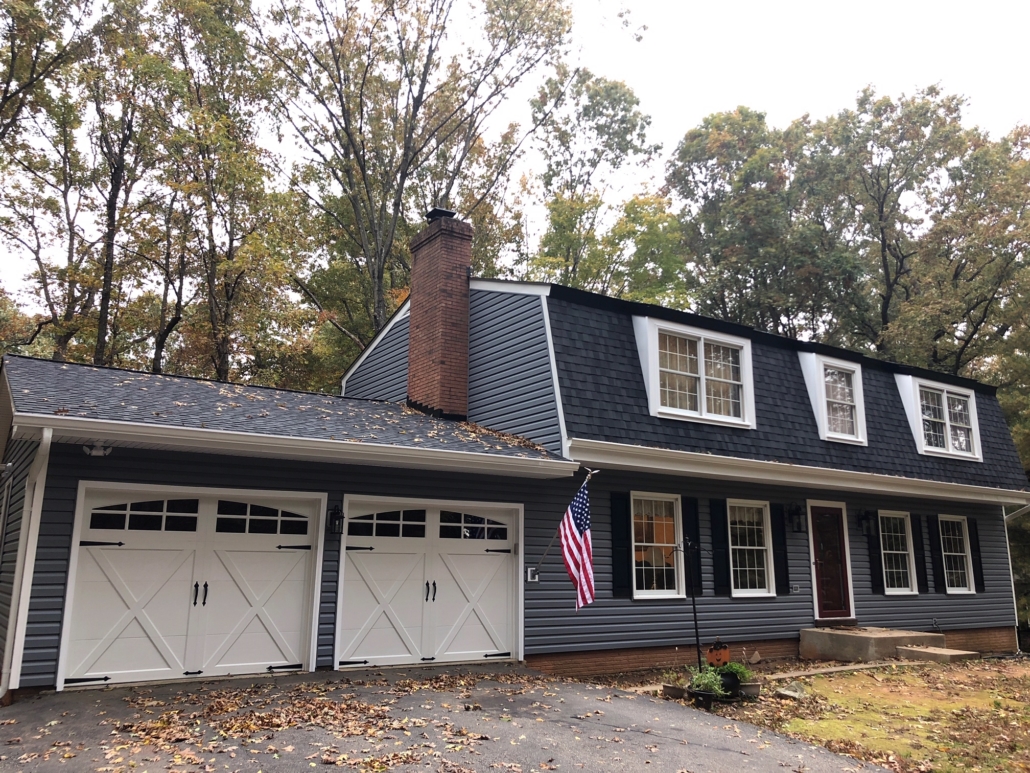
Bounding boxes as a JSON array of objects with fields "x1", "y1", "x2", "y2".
[{"x1": 811, "y1": 505, "x2": 851, "y2": 618}]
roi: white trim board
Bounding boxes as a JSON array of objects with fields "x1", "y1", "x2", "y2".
[
  {"x1": 469, "y1": 278, "x2": 552, "y2": 297},
  {"x1": 56, "y1": 481, "x2": 328, "y2": 691},
  {"x1": 340, "y1": 301, "x2": 409, "y2": 396},
  {"x1": 10, "y1": 415, "x2": 579, "y2": 479},
  {"x1": 567, "y1": 438, "x2": 1030, "y2": 505},
  {"x1": 540, "y1": 295, "x2": 570, "y2": 459}
]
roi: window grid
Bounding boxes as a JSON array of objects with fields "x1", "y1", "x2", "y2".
[
  {"x1": 632, "y1": 496, "x2": 680, "y2": 596},
  {"x1": 878, "y1": 514, "x2": 913, "y2": 591},
  {"x1": 728, "y1": 502, "x2": 771, "y2": 594},
  {"x1": 824, "y1": 367, "x2": 857, "y2": 436},
  {"x1": 939, "y1": 517, "x2": 972, "y2": 591},
  {"x1": 920, "y1": 387, "x2": 974, "y2": 455},
  {"x1": 658, "y1": 331, "x2": 743, "y2": 420}
]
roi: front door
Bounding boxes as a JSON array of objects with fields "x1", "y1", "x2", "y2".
[{"x1": 810, "y1": 504, "x2": 851, "y2": 619}]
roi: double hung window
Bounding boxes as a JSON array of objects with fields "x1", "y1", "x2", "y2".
[
  {"x1": 798, "y1": 353, "x2": 867, "y2": 444},
  {"x1": 728, "y1": 500, "x2": 774, "y2": 596},
  {"x1": 631, "y1": 493, "x2": 683, "y2": 598},
  {"x1": 878, "y1": 511, "x2": 916, "y2": 593},
  {"x1": 938, "y1": 516, "x2": 974, "y2": 593},
  {"x1": 896, "y1": 376, "x2": 981, "y2": 461}
]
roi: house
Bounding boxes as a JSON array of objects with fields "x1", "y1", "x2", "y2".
[{"x1": 0, "y1": 210, "x2": 1026, "y2": 697}]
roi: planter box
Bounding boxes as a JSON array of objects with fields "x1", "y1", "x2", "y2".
[
  {"x1": 662, "y1": 684, "x2": 686, "y2": 700},
  {"x1": 740, "y1": 681, "x2": 762, "y2": 699}
]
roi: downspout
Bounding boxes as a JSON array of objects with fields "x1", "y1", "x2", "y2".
[{"x1": 0, "y1": 427, "x2": 52, "y2": 696}]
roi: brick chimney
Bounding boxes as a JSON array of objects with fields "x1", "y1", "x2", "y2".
[{"x1": 406, "y1": 208, "x2": 472, "y2": 420}]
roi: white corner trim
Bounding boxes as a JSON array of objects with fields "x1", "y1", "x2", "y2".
[
  {"x1": 798, "y1": 352, "x2": 868, "y2": 446},
  {"x1": 11, "y1": 413, "x2": 579, "y2": 479},
  {"x1": 895, "y1": 374, "x2": 983, "y2": 462},
  {"x1": 633, "y1": 316, "x2": 757, "y2": 430},
  {"x1": 540, "y1": 295, "x2": 570, "y2": 459},
  {"x1": 566, "y1": 437, "x2": 1030, "y2": 505},
  {"x1": 340, "y1": 300, "x2": 410, "y2": 396},
  {"x1": 4, "y1": 427, "x2": 52, "y2": 692},
  {"x1": 469, "y1": 278, "x2": 552, "y2": 297}
]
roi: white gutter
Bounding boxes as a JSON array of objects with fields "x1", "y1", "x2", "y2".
[
  {"x1": 1, "y1": 427, "x2": 52, "y2": 695},
  {"x1": 1005, "y1": 504, "x2": 1030, "y2": 523},
  {"x1": 11, "y1": 413, "x2": 579, "y2": 479},
  {"x1": 568, "y1": 438, "x2": 1030, "y2": 506}
]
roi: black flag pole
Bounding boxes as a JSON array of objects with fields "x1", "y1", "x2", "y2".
[{"x1": 683, "y1": 536, "x2": 703, "y2": 671}]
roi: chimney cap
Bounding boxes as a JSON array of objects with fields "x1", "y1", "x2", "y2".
[{"x1": 425, "y1": 207, "x2": 456, "y2": 223}]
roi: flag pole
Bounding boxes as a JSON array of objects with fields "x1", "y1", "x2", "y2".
[{"x1": 533, "y1": 469, "x2": 599, "y2": 572}]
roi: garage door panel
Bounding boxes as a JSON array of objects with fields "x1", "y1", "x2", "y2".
[{"x1": 430, "y1": 553, "x2": 509, "y2": 661}]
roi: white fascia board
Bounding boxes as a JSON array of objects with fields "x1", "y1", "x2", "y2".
[
  {"x1": 12, "y1": 413, "x2": 580, "y2": 479},
  {"x1": 567, "y1": 437, "x2": 1030, "y2": 505},
  {"x1": 469, "y1": 279, "x2": 552, "y2": 297},
  {"x1": 540, "y1": 294, "x2": 570, "y2": 459},
  {"x1": 340, "y1": 300, "x2": 410, "y2": 396}
]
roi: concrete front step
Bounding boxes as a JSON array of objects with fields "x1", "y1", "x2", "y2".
[
  {"x1": 896, "y1": 645, "x2": 979, "y2": 663},
  {"x1": 800, "y1": 627, "x2": 946, "y2": 662}
]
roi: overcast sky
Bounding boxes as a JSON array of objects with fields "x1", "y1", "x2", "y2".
[{"x1": 572, "y1": 0, "x2": 1030, "y2": 159}]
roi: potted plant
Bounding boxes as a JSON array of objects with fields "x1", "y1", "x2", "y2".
[
  {"x1": 687, "y1": 666, "x2": 726, "y2": 710},
  {"x1": 718, "y1": 661, "x2": 761, "y2": 699},
  {"x1": 660, "y1": 669, "x2": 687, "y2": 700}
]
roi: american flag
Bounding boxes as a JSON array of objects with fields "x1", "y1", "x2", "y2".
[{"x1": 560, "y1": 482, "x2": 594, "y2": 609}]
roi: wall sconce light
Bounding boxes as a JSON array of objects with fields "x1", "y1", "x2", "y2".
[
  {"x1": 787, "y1": 503, "x2": 807, "y2": 533},
  {"x1": 859, "y1": 510, "x2": 877, "y2": 537},
  {"x1": 328, "y1": 505, "x2": 344, "y2": 535}
]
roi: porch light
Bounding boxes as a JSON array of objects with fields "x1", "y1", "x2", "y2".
[
  {"x1": 787, "y1": 503, "x2": 807, "y2": 533},
  {"x1": 859, "y1": 510, "x2": 876, "y2": 536},
  {"x1": 328, "y1": 505, "x2": 344, "y2": 535}
]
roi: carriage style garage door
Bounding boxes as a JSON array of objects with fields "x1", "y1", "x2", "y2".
[
  {"x1": 338, "y1": 500, "x2": 517, "y2": 668},
  {"x1": 62, "y1": 488, "x2": 321, "y2": 687}
]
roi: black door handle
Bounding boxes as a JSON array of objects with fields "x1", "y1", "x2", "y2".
[
  {"x1": 432, "y1": 581, "x2": 436, "y2": 601},
  {"x1": 193, "y1": 582, "x2": 199, "y2": 606},
  {"x1": 202, "y1": 582, "x2": 209, "y2": 606},
  {"x1": 425, "y1": 581, "x2": 430, "y2": 602}
]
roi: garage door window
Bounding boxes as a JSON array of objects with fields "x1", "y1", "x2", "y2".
[
  {"x1": 89, "y1": 499, "x2": 200, "y2": 532},
  {"x1": 348, "y1": 509, "x2": 426, "y2": 538},
  {"x1": 215, "y1": 500, "x2": 309, "y2": 535},
  {"x1": 439, "y1": 511, "x2": 508, "y2": 540}
]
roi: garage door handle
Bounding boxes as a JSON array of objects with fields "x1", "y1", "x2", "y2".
[
  {"x1": 203, "y1": 582, "x2": 209, "y2": 606},
  {"x1": 432, "y1": 581, "x2": 436, "y2": 602},
  {"x1": 425, "y1": 581, "x2": 430, "y2": 601},
  {"x1": 193, "y1": 582, "x2": 199, "y2": 606}
]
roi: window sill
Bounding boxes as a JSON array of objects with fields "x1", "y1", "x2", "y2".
[
  {"x1": 632, "y1": 592, "x2": 685, "y2": 601},
  {"x1": 944, "y1": 587, "x2": 976, "y2": 595},
  {"x1": 654, "y1": 407, "x2": 753, "y2": 430},
  {"x1": 883, "y1": 589, "x2": 919, "y2": 596},
  {"x1": 918, "y1": 447, "x2": 982, "y2": 463},
  {"x1": 729, "y1": 590, "x2": 776, "y2": 599},
  {"x1": 823, "y1": 433, "x2": 868, "y2": 446}
]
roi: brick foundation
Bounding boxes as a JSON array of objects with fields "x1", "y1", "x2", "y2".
[
  {"x1": 944, "y1": 626, "x2": 1018, "y2": 654},
  {"x1": 526, "y1": 638, "x2": 800, "y2": 678}
]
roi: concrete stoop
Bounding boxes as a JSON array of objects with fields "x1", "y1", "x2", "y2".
[
  {"x1": 895, "y1": 645, "x2": 979, "y2": 663},
  {"x1": 800, "y1": 626, "x2": 947, "y2": 662}
]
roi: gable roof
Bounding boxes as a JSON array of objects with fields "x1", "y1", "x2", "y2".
[{"x1": 1, "y1": 355, "x2": 577, "y2": 478}]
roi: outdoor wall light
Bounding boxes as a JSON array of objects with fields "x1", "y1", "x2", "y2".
[
  {"x1": 787, "y1": 503, "x2": 807, "y2": 533},
  {"x1": 859, "y1": 510, "x2": 877, "y2": 536},
  {"x1": 328, "y1": 505, "x2": 344, "y2": 535}
]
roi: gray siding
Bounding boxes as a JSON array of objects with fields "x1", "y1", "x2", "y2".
[
  {"x1": 343, "y1": 315, "x2": 409, "y2": 401},
  {"x1": 19, "y1": 445, "x2": 1016, "y2": 686},
  {"x1": 0, "y1": 439, "x2": 39, "y2": 673},
  {"x1": 468, "y1": 291, "x2": 562, "y2": 455}
]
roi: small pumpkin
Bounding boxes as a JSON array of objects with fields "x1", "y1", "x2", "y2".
[{"x1": 706, "y1": 638, "x2": 731, "y2": 667}]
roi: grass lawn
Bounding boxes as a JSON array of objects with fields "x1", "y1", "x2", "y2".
[{"x1": 704, "y1": 660, "x2": 1030, "y2": 772}]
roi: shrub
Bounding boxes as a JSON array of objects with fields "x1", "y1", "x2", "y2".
[
  {"x1": 688, "y1": 665, "x2": 727, "y2": 696},
  {"x1": 717, "y1": 661, "x2": 755, "y2": 682}
]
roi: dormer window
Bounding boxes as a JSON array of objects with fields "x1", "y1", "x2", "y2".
[
  {"x1": 895, "y1": 375, "x2": 982, "y2": 462},
  {"x1": 635, "y1": 317, "x2": 755, "y2": 429},
  {"x1": 798, "y1": 353, "x2": 867, "y2": 445}
]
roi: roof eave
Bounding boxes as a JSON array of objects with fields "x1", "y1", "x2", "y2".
[
  {"x1": 12, "y1": 413, "x2": 579, "y2": 479},
  {"x1": 568, "y1": 438, "x2": 1030, "y2": 505}
]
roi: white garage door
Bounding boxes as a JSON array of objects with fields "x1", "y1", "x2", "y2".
[
  {"x1": 338, "y1": 504, "x2": 515, "y2": 667},
  {"x1": 64, "y1": 491, "x2": 319, "y2": 687}
]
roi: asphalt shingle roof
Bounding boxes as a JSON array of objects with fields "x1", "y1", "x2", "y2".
[{"x1": 2, "y1": 355, "x2": 558, "y2": 460}]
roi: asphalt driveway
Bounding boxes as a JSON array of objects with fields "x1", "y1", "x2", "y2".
[{"x1": 0, "y1": 665, "x2": 881, "y2": 772}]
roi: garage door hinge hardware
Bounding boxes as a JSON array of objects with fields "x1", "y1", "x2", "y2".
[
  {"x1": 484, "y1": 549, "x2": 511, "y2": 553},
  {"x1": 64, "y1": 676, "x2": 110, "y2": 684},
  {"x1": 420, "y1": 657, "x2": 436, "y2": 662},
  {"x1": 80, "y1": 540, "x2": 124, "y2": 547},
  {"x1": 346, "y1": 546, "x2": 374, "y2": 551},
  {"x1": 267, "y1": 663, "x2": 303, "y2": 672},
  {"x1": 339, "y1": 660, "x2": 369, "y2": 666},
  {"x1": 276, "y1": 544, "x2": 312, "y2": 550},
  {"x1": 183, "y1": 670, "x2": 203, "y2": 676},
  {"x1": 483, "y1": 652, "x2": 511, "y2": 658}
]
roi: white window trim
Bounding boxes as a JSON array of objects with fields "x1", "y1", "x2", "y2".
[
  {"x1": 727, "y1": 498, "x2": 775, "y2": 598},
  {"x1": 633, "y1": 316, "x2": 756, "y2": 429},
  {"x1": 938, "y1": 514, "x2": 976, "y2": 594},
  {"x1": 878, "y1": 510, "x2": 918, "y2": 595},
  {"x1": 895, "y1": 375, "x2": 983, "y2": 462},
  {"x1": 798, "y1": 353, "x2": 867, "y2": 445},
  {"x1": 630, "y1": 491, "x2": 685, "y2": 600}
]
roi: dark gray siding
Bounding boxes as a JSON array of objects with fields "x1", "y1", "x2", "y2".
[
  {"x1": 343, "y1": 314, "x2": 409, "y2": 401},
  {"x1": 21, "y1": 445, "x2": 1015, "y2": 685},
  {"x1": 468, "y1": 291, "x2": 562, "y2": 455},
  {"x1": 548, "y1": 297, "x2": 1028, "y2": 491},
  {"x1": 0, "y1": 439, "x2": 38, "y2": 672}
]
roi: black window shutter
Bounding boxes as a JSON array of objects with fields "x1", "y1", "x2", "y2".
[
  {"x1": 866, "y1": 512, "x2": 885, "y2": 595},
  {"x1": 909, "y1": 514, "x2": 929, "y2": 594},
  {"x1": 610, "y1": 492, "x2": 632, "y2": 598},
  {"x1": 683, "y1": 497, "x2": 702, "y2": 597},
  {"x1": 769, "y1": 504, "x2": 790, "y2": 596},
  {"x1": 709, "y1": 498, "x2": 731, "y2": 596},
  {"x1": 966, "y1": 518, "x2": 986, "y2": 593},
  {"x1": 926, "y1": 514, "x2": 947, "y2": 594}
]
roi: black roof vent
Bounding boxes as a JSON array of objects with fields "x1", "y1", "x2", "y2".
[{"x1": 426, "y1": 207, "x2": 456, "y2": 223}]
